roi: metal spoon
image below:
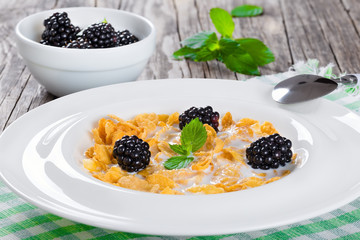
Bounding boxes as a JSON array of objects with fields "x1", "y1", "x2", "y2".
[{"x1": 272, "y1": 74, "x2": 359, "y2": 104}]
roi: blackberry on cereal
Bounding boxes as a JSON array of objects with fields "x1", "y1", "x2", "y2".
[
  {"x1": 113, "y1": 135, "x2": 151, "y2": 172},
  {"x1": 179, "y1": 106, "x2": 220, "y2": 132},
  {"x1": 246, "y1": 133, "x2": 293, "y2": 170}
]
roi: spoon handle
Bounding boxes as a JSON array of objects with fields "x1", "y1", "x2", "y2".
[{"x1": 334, "y1": 74, "x2": 359, "y2": 85}]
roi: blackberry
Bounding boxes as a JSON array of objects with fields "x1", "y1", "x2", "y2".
[
  {"x1": 115, "y1": 30, "x2": 139, "y2": 46},
  {"x1": 179, "y1": 106, "x2": 220, "y2": 132},
  {"x1": 82, "y1": 22, "x2": 118, "y2": 48},
  {"x1": 113, "y1": 135, "x2": 151, "y2": 173},
  {"x1": 40, "y1": 12, "x2": 80, "y2": 47},
  {"x1": 246, "y1": 133, "x2": 293, "y2": 170},
  {"x1": 66, "y1": 37, "x2": 91, "y2": 49}
]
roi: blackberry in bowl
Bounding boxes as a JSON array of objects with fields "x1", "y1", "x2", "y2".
[
  {"x1": 66, "y1": 37, "x2": 91, "y2": 49},
  {"x1": 81, "y1": 21, "x2": 118, "y2": 48},
  {"x1": 116, "y1": 30, "x2": 139, "y2": 46},
  {"x1": 15, "y1": 7, "x2": 156, "y2": 96},
  {"x1": 246, "y1": 133, "x2": 293, "y2": 170},
  {"x1": 40, "y1": 12, "x2": 80, "y2": 47}
]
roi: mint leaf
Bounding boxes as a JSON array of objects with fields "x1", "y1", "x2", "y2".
[
  {"x1": 173, "y1": 46, "x2": 199, "y2": 60},
  {"x1": 181, "y1": 31, "x2": 217, "y2": 49},
  {"x1": 203, "y1": 32, "x2": 219, "y2": 51},
  {"x1": 164, "y1": 156, "x2": 194, "y2": 170},
  {"x1": 236, "y1": 38, "x2": 274, "y2": 66},
  {"x1": 218, "y1": 37, "x2": 239, "y2": 56},
  {"x1": 193, "y1": 46, "x2": 219, "y2": 62},
  {"x1": 181, "y1": 118, "x2": 207, "y2": 152},
  {"x1": 231, "y1": 5, "x2": 263, "y2": 17},
  {"x1": 169, "y1": 144, "x2": 189, "y2": 156},
  {"x1": 222, "y1": 53, "x2": 260, "y2": 75},
  {"x1": 210, "y1": 8, "x2": 234, "y2": 38},
  {"x1": 174, "y1": 32, "x2": 219, "y2": 61},
  {"x1": 219, "y1": 38, "x2": 260, "y2": 75},
  {"x1": 173, "y1": 46, "x2": 218, "y2": 62}
]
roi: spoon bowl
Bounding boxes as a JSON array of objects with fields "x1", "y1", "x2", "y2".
[{"x1": 272, "y1": 74, "x2": 359, "y2": 104}]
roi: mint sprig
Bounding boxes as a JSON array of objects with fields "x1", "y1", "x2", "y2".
[
  {"x1": 164, "y1": 118, "x2": 207, "y2": 170},
  {"x1": 173, "y1": 5, "x2": 274, "y2": 76}
]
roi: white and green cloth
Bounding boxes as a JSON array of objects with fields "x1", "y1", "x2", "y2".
[{"x1": 1, "y1": 60, "x2": 360, "y2": 239}]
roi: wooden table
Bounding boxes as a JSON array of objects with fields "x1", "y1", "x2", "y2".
[{"x1": 1, "y1": 0, "x2": 360, "y2": 239}]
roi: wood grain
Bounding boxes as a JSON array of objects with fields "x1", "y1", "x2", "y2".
[
  {"x1": 343, "y1": 0, "x2": 360, "y2": 37},
  {"x1": 309, "y1": 0, "x2": 360, "y2": 74},
  {"x1": 0, "y1": 0, "x2": 55, "y2": 130},
  {"x1": 0, "y1": 0, "x2": 360, "y2": 132},
  {"x1": 281, "y1": 0, "x2": 340, "y2": 73}
]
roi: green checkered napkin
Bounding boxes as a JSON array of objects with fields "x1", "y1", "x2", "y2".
[{"x1": 1, "y1": 60, "x2": 360, "y2": 240}]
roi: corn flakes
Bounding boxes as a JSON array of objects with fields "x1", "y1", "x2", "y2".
[
  {"x1": 83, "y1": 112, "x2": 296, "y2": 195},
  {"x1": 186, "y1": 184, "x2": 225, "y2": 194},
  {"x1": 161, "y1": 187, "x2": 184, "y2": 195},
  {"x1": 118, "y1": 175, "x2": 151, "y2": 192},
  {"x1": 221, "y1": 112, "x2": 234, "y2": 130},
  {"x1": 147, "y1": 173, "x2": 177, "y2": 190}
]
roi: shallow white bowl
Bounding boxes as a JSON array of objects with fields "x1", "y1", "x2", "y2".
[
  {"x1": 1, "y1": 79, "x2": 360, "y2": 235},
  {"x1": 15, "y1": 7, "x2": 156, "y2": 97}
]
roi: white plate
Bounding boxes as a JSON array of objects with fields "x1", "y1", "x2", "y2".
[{"x1": 1, "y1": 79, "x2": 360, "y2": 236}]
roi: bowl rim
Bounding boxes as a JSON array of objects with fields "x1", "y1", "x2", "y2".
[{"x1": 15, "y1": 7, "x2": 156, "y2": 52}]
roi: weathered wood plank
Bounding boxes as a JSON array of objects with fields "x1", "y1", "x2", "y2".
[
  {"x1": 54, "y1": 0, "x2": 95, "y2": 8},
  {"x1": 95, "y1": 0, "x2": 121, "y2": 9},
  {"x1": 312, "y1": 0, "x2": 360, "y2": 73},
  {"x1": 342, "y1": 0, "x2": 360, "y2": 38},
  {"x1": 0, "y1": 1, "x2": 56, "y2": 130},
  {"x1": 283, "y1": 0, "x2": 360, "y2": 74},
  {"x1": 172, "y1": 0, "x2": 212, "y2": 79},
  {"x1": 0, "y1": 56, "x2": 28, "y2": 131},
  {"x1": 281, "y1": 0, "x2": 343, "y2": 75},
  {"x1": 4, "y1": 73, "x2": 55, "y2": 129},
  {"x1": 121, "y1": 0, "x2": 190, "y2": 80},
  {"x1": 341, "y1": 0, "x2": 360, "y2": 36}
]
